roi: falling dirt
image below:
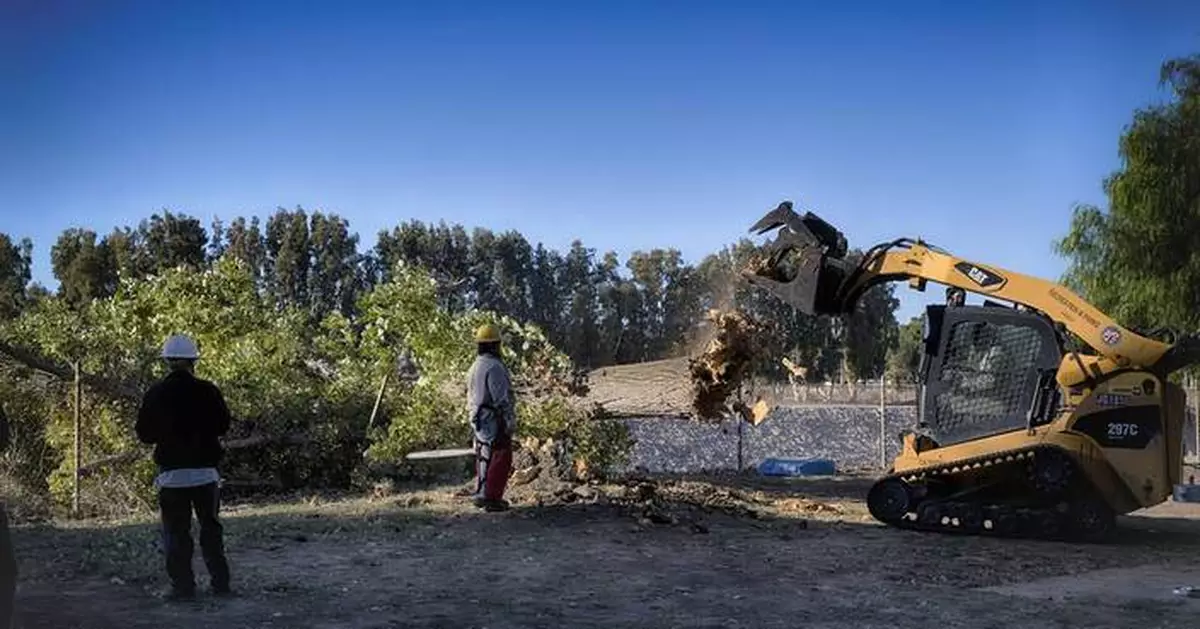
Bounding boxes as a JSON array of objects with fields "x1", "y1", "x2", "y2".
[{"x1": 687, "y1": 309, "x2": 763, "y2": 421}]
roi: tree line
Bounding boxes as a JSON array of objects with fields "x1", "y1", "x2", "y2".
[{"x1": 6, "y1": 208, "x2": 904, "y2": 382}]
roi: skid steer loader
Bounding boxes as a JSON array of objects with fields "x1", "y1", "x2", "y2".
[{"x1": 742, "y1": 201, "x2": 1200, "y2": 542}]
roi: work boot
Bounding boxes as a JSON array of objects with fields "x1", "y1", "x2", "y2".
[
  {"x1": 472, "y1": 496, "x2": 509, "y2": 512},
  {"x1": 160, "y1": 587, "x2": 196, "y2": 602}
]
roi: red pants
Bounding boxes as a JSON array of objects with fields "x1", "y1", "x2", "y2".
[{"x1": 475, "y1": 438, "x2": 512, "y2": 501}]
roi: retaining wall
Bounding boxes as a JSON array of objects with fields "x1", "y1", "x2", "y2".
[{"x1": 616, "y1": 405, "x2": 1200, "y2": 475}]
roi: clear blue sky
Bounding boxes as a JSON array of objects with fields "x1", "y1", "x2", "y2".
[{"x1": 2, "y1": 0, "x2": 1198, "y2": 322}]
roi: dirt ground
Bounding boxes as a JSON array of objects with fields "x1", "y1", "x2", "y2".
[{"x1": 11, "y1": 473, "x2": 1200, "y2": 629}]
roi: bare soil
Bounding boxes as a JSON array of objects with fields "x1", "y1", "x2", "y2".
[
  {"x1": 11, "y1": 474, "x2": 1200, "y2": 629},
  {"x1": 584, "y1": 357, "x2": 696, "y2": 418}
]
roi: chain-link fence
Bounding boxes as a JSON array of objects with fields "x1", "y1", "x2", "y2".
[{"x1": 757, "y1": 380, "x2": 918, "y2": 407}]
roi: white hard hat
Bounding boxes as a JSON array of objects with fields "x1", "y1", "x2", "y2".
[{"x1": 161, "y1": 334, "x2": 199, "y2": 359}]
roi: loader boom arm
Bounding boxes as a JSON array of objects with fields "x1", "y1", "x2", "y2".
[
  {"x1": 838, "y1": 245, "x2": 1170, "y2": 367},
  {"x1": 742, "y1": 201, "x2": 1200, "y2": 377}
]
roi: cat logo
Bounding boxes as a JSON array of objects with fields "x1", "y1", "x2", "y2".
[{"x1": 954, "y1": 261, "x2": 1006, "y2": 290}]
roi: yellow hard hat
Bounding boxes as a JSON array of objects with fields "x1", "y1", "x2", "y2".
[{"x1": 474, "y1": 323, "x2": 501, "y2": 343}]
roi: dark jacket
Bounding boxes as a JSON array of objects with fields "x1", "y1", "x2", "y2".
[
  {"x1": 135, "y1": 370, "x2": 232, "y2": 470},
  {"x1": 0, "y1": 404, "x2": 9, "y2": 454}
]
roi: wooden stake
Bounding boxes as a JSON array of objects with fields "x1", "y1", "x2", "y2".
[
  {"x1": 879, "y1": 377, "x2": 887, "y2": 470},
  {"x1": 367, "y1": 368, "x2": 391, "y2": 432},
  {"x1": 73, "y1": 360, "x2": 82, "y2": 518}
]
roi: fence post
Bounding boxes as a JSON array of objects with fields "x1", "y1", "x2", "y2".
[
  {"x1": 1192, "y1": 375, "x2": 1199, "y2": 464},
  {"x1": 72, "y1": 360, "x2": 82, "y2": 518},
  {"x1": 879, "y1": 377, "x2": 887, "y2": 470}
]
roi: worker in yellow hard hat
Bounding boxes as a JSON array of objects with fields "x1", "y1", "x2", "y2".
[{"x1": 466, "y1": 323, "x2": 516, "y2": 511}]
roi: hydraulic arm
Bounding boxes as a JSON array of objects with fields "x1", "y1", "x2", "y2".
[{"x1": 742, "y1": 201, "x2": 1200, "y2": 387}]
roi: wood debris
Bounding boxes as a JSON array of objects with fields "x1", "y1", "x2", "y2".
[{"x1": 687, "y1": 309, "x2": 764, "y2": 421}]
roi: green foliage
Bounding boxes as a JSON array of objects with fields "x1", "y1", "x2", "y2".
[
  {"x1": 842, "y1": 260, "x2": 901, "y2": 380},
  {"x1": 50, "y1": 228, "x2": 115, "y2": 307},
  {"x1": 4, "y1": 257, "x2": 327, "y2": 513},
  {"x1": 567, "y1": 410, "x2": 634, "y2": 476},
  {"x1": 0, "y1": 371, "x2": 59, "y2": 519},
  {"x1": 885, "y1": 315, "x2": 925, "y2": 383},
  {"x1": 1055, "y1": 54, "x2": 1200, "y2": 335},
  {"x1": 2, "y1": 253, "x2": 634, "y2": 515},
  {"x1": 347, "y1": 263, "x2": 594, "y2": 466},
  {"x1": 0, "y1": 233, "x2": 32, "y2": 321}
]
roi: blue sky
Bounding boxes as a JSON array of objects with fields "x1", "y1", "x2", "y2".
[{"x1": 2, "y1": 0, "x2": 1198, "y2": 322}]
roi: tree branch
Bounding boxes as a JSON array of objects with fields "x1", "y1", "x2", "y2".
[{"x1": 0, "y1": 339, "x2": 142, "y2": 402}]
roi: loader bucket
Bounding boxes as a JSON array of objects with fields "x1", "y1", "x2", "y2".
[{"x1": 740, "y1": 201, "x2": 852, "y2": 316}]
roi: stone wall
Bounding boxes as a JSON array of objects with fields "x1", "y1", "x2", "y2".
[
  {"x1": 615, "y1": 405, "x2": 1200, "y2": 475},
  {"x1": 616, "y1": 405, "x2": 918, "y2": 474}
]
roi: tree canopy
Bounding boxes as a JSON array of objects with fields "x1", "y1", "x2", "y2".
[{"x1": 1056, "y1": 54, "x2": 1200, "y2": 334}]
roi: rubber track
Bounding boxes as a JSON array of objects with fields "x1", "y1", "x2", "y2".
[{"x1": 869, "y1": 444, "x2": 1113, "y2": 542}]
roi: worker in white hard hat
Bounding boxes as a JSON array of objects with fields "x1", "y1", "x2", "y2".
[
  {"x1": 0, "y1": 404, "x2": 15, "y2": 626},
  {"x1": 135, "y1": 334, "x2": 233, "y2": 600},
  {"x1": 466, "y1": 323, "x2": 516, "y2": 511}
]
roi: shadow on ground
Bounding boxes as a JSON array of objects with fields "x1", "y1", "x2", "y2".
[{"x1": 639, "y1": 470, "x2": 878, "y2": 500}]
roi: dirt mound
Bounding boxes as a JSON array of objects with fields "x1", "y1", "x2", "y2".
[{"x1": 584, "y1": 308, "x2": 767, "y2": 422}]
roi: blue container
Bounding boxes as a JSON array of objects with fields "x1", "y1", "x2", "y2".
[
  {"x1": 1173, "y1": 484, "x2": 1200, "y2": 503},
  {"x1": 757, "y1": 457, "x2": 836, "y2": 477}
]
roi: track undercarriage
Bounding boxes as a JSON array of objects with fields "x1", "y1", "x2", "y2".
[{"x1": 866, "y1": 445, "x2": 1117, "y2": 542}]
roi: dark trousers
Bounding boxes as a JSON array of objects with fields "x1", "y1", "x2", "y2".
[
  {"x1": 158, "y1": 482, "x2": 230, "y2": 593},
  {"x1": 0, "y1": 504, "x2": 15, "y2": 628}
]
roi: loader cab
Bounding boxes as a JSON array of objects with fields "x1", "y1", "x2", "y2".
[{"x1": 916, "y1": 302, "x2": 1063, "y2": 447}]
